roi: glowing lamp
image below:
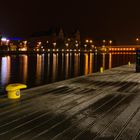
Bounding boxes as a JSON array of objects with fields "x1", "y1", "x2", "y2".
[{"x1": 1, "y1": 38, "x2": 7, "y2": 42}]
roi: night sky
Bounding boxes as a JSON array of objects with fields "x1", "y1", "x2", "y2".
[{"x1": 0, "y1": 0, "x2": 140, "y2": 43}]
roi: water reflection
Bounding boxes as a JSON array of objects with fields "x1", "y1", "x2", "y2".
[
  {"x1": 47, "y1": 53, "x2": 50, "y2": 80},
  {"x1": 74, "y1": 53, "x2": 80, "y2": 76},
  {"x1": 61, "y1": 53, "x2": 64, "y2": 77},
  {"x1": 0, "y1": 52, "x2": 136, "y2": 94},
  {"x1": 36, "y1": 54, "x2": 44, "y2": 84},
  {"x1": 52, "y1": 53, "x2": 58, "y2": 81},
  {"x1": 94, "y1": 53, "x2": 98, "y2": 72},
  {"x1": 84, "y1": 53, "x2": 89, "y2": 75},
  {"x1": 65, "y1": 53, "x2": 69, "y2": 78},
  {"x1": 36, "y1": 54, "x2": 42, "y2": 84},
  {"x1": 109, "y1": 53, "x2": 112, "y2": 69},
  {"x1": 89, "y1": 53, "x2": 93, "y2": 74},
  {"x1": 1, "y1": 56, "x2": 11, "y2": 86},
  {"x1": 69, "y1": 53, "x2": 72, "y2": 77},
  {"x1": 102, "y1": 53, "x2": 105, "y2": 69},
  {"x1": 19, "y1": 55, "x2": 28, "y2": 83}
]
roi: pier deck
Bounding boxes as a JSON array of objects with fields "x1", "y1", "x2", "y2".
[{"x1": 1, "y1": 64, "x2": 140, "y2": 140}]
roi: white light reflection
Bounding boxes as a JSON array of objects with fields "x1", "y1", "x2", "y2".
[
  {"x1": 74, "y1": 53, "x2": 80, "y2": 76},
  {"x1": 61, "y1": 53, "x2": 64, "y2": 76},
  {"x1": 69, "y1": 53, "x2": 72, "y2": 77},
  {"x1": 109, "y1": 53, "x2": 112, "y2": 69},
  {"x1": 102, "y1": 53, "x2": 105, "y2": 69},
  {"x1": 52, "y1": 53, "x2": 58, "y2": 81},
  {"x1": 65, "y1": 53, "x2": 69, "y2": 78},
  {"x1": 1, "y1": 56, "x2": 11, "y2": 86},
  {"x1": 47, "y1": 53, "x2": 50, "y2": 77},
  {"x1": 36, "y1": 54, "x2": 44, "y2": 84},
  {"x1": 89, "y1": 53, "x2": 93, "y2": 74},
  {"x1": 84, "y1": 53, "x2": 89, "y2": 75},
  {"x1": 19, "y1": 55, "x2": 28, "y2": 83}
]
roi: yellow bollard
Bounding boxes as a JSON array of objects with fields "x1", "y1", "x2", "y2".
[
  {"x1": 128, "y1": 61, "x2": 131, "y2": 67},
  {"x1": 6, "y1": 83, "x2": 27, "y2": 99},
  {"x1": 100, "y1": 67, "x2": 104, "y2": 73}
]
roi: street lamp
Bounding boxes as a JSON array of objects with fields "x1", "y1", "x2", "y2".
[
  {"x1": 65, "y1": 43, "x2": 69, "y2": 51},
  {"x1": 6, "y1": 40, "x2": 10, "y2": 46},
  {"x1": 75, "y1": 43, "x2": 78, "y2": 49},
  {"x1": 109, "y1": 40, "x2": 112, "y2": 45},
  {"x1": 103, "y1": 40, "x2": 106, "y2": 46},
  {"x1": 91, "y1": 45, "x2": 94, "y2": 50},
  {"x1": 65, "y1": 43, "x2": 69, "y2": 48},
  {"x1": 84, "y1": 44, "x2": 87, "y2": 50},
  {"x1": 1, "y1": 37, "x2": 7, "y2": 42},
  {"x1": 136, "y1": 38, "x2": 139, "y2": 45},
  {"x1": 23, "y1": 41, "x2": 27, "y2": 48},
  {"x1": 89, "y1": 40, "x2": 93, "y2": 43},
  {"x1": 53, "y1": 42, "x2": 56, "y2": 49}
]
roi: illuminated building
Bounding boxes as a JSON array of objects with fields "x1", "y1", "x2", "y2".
[{"x1": 107, "y1": 45, "x2": 140, "y2": 52}]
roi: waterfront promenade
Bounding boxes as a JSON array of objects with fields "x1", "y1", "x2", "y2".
[{"x1": 1, "y1": 64, "x2": 140, "y2": 139}]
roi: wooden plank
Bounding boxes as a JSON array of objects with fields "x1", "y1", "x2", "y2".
[{"x1": 0, "y1": 64, "x2": 140, "y2": 140}]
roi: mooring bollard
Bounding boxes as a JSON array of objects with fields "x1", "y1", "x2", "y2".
[
  {"x1": 6, "y1": 83, "x2": 27, "y2": 99},
  {"x1": 100, "y1": 67, "x2": 104, "y2": 73},
  {"x1": 128, "y1": 61, "x2": 131, "y2": 67}
]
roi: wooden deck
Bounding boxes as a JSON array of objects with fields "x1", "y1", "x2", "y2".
[{"x1": 1, "y1": 64, "x2": 140, "y2": 140}]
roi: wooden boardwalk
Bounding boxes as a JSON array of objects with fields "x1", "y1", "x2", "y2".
[{"x1": 1, "y1": 64, "x2": 140, "y2": 140}]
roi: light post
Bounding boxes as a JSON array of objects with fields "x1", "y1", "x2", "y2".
[
  {"x1": 89, "y1": 40, "x2": 93, "y2": 44},
  {"x1": 136, "y1": 38, "x2": 139, "y2": 45},
  {"x1": 108, "y1": 40, "x2": 113, "y2": 52},
  {"x1": 91, "y1": 45, "x2": 94, "y2": 51},
  {"x1": 95, "y1": 46, "x2": 97, "y2": 51},
  {"x1": 84, "y1": 44, "x2": 87, "y2": 50},
  {"x1": 75, "y1": 43, "x2": 78, "y2": 50},
  {"x1": 23, "y1": 41, "x2": 27, "y2": 51},
  {"x1": 53, "y1": 42, "x2": 56, "y2": 50},
  {"x1": 65, "y1": 43, "x2": 69, "y2": 51},
  {"x1": 85, "y1": 39, "x2": 89, "y2": 43},
  {"x1": 109, "y1": 40, "x2": 112, "y2": 45},
  {"x1": 36, "y1": 42, "x2": 41, "y2": 51},
  {"x1": 103, "y1": 40, "x2": 106, "y2": 46},
  {"x1": 65, "y1": 43, "x2": 69, "y2": 49}
]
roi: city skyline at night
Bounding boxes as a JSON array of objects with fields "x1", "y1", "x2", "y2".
[{"x1": 0, "y1": 0, "x2": 140, "y2": 44}]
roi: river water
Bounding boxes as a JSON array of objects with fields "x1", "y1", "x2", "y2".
[{"x1": 0, "y1": 52, "x2": 136, "y2": 94}]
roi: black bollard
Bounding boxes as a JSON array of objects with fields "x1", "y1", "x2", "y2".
[{"x1": 136, "y1": 49, "x2": 140, "y2": 72}]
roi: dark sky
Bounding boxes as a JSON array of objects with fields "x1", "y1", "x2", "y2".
[{"x1": 0, "y1": 0, "x2": 140, "y2": 43}]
